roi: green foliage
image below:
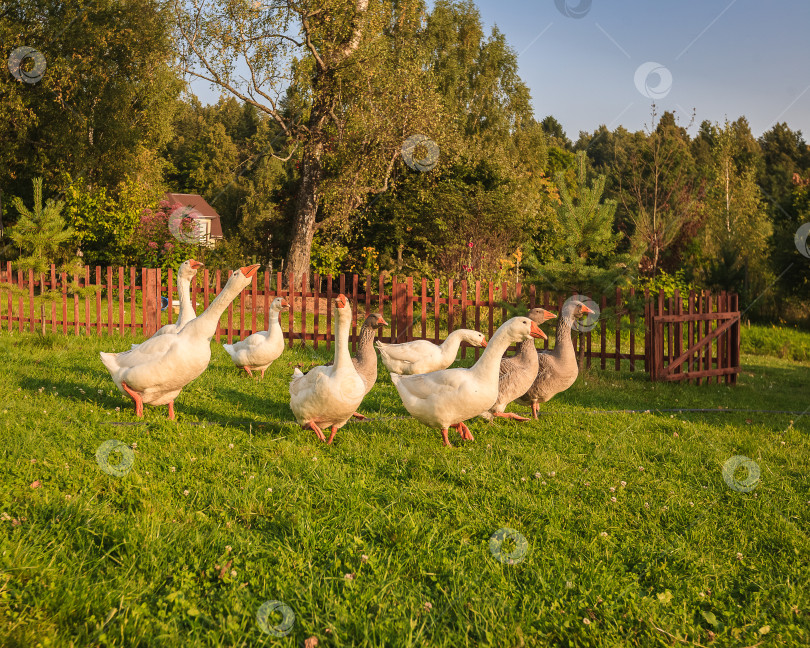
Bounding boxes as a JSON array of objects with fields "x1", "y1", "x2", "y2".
[
  {"x1": 8, "y1": 178, "x2": 79, "y2": 276},
  {"x1": 637, "y1": 268, "x2": 699, "y2": 299},
  {"x1": 309, "y1": 230, "x2": 348, "y2": 278},
  {"x1": 528, "y1": 152, "x2": 638, "y2": 294},
  {"x1": 0, "y1": 0, "x2": 182, "y2": 203}
]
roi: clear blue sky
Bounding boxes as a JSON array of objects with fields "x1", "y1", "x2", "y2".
[
  {"x1": 473, "y1": 0, "x2": 810, "y2": 139},
  {"x1": 190, "y1": 0, "x2": 810, "y2": 139}
]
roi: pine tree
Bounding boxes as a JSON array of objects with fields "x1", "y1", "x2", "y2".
[
  {"x1": 531, "y1": 152, "x2": 635, "y2": 294},
  {"x1": 9, "y1": 178, "x2": 77, "y2": 275}
]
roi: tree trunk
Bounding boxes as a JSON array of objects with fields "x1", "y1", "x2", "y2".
[{"x1": 285, "y1": 139, "x2": 324, "y2": 286}]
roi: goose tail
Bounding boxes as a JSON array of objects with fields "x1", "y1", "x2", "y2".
[{"x1": 99, "y1": 351, "x2": 119, "y2": 375}]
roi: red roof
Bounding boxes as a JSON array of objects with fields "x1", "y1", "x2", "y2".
[{"x1": 163, "y1": 193, "x2": 223, "y2": 238}]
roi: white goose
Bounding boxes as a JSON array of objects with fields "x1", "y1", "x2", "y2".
[
  {"x1": 289, "y1": 294, "x2": 366, "y2": 445},
  {"x1": 391, "y1": 317, "x2": 547, "y2": 446},
  {"x1": 223, "y1": 296, "x2": 290, "y2": 377},
  {"x1": 131, "y1": 259, "x2": 204, "y2": 349},
  {"x1": 100, "y1": 265, "x2": 260, "y2": 419},
  {"x1": 376, "y1": 328, "x2": 487, "y2": 375}
]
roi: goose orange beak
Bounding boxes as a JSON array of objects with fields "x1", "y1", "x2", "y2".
[
  {"x1": 377, "y1": 317, "x2": 388, "y2": 326},
  {"x1": 280, "y1": 298, "x2": 290, "y2": 309},
  {"x1": 189, "y1": 259, "x2": 204, "y2": 269},
  {"x1": 239, "y1": 264, "x2": 260, "y2": 279},
  {"x1": 581, "y1": 305, "x2": 595, "y2": 315},
  {"x1": 336, "y1": 294, "x2": 347, "y2": 309},
  {"x1": 543, "y1": 309, "x2": 557, "y2": 320},
  {"x1": 479, "y1": 338, "x2": 488, "y2": 347},
  {"x1": 530, "y1": 322, "x2": 548, "y2": 339}
]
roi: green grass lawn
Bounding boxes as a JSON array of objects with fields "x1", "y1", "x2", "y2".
[{"x1": 1, "y1": 329, "x2": 809, "y2": 647}]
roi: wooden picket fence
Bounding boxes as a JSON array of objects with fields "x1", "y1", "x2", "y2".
[
  {"x1": 0, "y1": 263, "x2": 741, "y2": 382},
  {"x1": 645, "y1": 289, "x2": 740, "y2": 385}
]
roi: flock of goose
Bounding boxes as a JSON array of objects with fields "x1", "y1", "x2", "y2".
[{"x1": 100, "y1": 259, "x2": 593, "y2": 446}]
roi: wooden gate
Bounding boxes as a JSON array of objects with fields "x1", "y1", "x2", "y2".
[{"x1": 645, "y1": 289, "x2": 740, "y2": 384}]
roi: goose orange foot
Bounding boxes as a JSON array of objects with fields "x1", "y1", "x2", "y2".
[
  {"x1": 303, "y1": 421, "x2": 326, "y2": 442},
  {"x1": 351, "y1": 412, "x2": 368, "y2": 421},
  {"x1": 440, "y1": 428, "x2": 452, "y2": 447},
  {"x1": 531, "y1": 402, "x2": 540, "y2": 419},
  {"x1": 243, "y1": 367, "x2": 254, "y2": 377},
  {"x1": 452, "y1": 422, "x2": 474, "y2": 441},
  {"x1": 121, "y1": 381, "x2": 144, "y2": 417},
  {"x1": 168, "y1": 401, "x2": 175, "y2": 420},
  {"x1": 493, "y1": 412, "x2": 531, "y2": 422},
  {"x1": 327, "y1": 426, "x2": 339, "y2": 445}
]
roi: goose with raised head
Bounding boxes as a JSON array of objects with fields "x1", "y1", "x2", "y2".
[
  {"x1": 391, "y1": 317, "x2": 547, "y2": 447},
  {"x1": 131, "y1": 259, "x2": 203, "y2": 348},
  {"x1": 100, "y1": 264, "x2": 260, "y2": 419},
  {"x1": 289, "y1": 294, "x2": 366, "y2": 444},
  {"x1": 320, "y1": 313, "x2": 388, "y2": 420},
  {"x1": 479, "y1": 308, "x2": 557, "y2": 422},
  {"x1": 376, "y1": 328, "x2": 487, "y2": 375},
  {"x1": 223, "y1": 297, "x2": 290, "y2": 378},
  {"x1": 518, "y1": 299, "x2": 594, "y2": 419}
]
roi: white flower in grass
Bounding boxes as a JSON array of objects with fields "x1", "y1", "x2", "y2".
[
  {"x1": 98, "y1": 389, "x2": 103, "y2": 394},
  {"x1": 183, "y1": 490, "x2": 189, "y2": 496},
  {"x1": 115, "y1": 407, "x2": 120, "y2": 412},
  {"x1": 228, "y1": 443, "x2": 234, "y2": 449},
  {"x1": 344, "y1": 573, "x2": 355, "y2": 580},
  {"x1": 38, "y1": 387, "x2": 44, "y2": 393},
  {"x1": 230, "y1": 569, "x2": 237, "y2": 577},
  {"x1": 30, "y1": 459, "x2": 36, "y2": 464},
  {"x1": 673, "y1": 432, "x2": 679, "y2": 438},
  {"x1": 620, "y1": 481, "x2": 626, "y2": 487},
  {"x1": 191, "y1": 457, "x2": 196, "y2": 462},
  {"x1": 361, "y1": 554, "x2": 369, "y2": 563},
  {"x1": 541, "y1": 481, "x2": 547, "y2": 486},
  {"x1": 583, "y1": 618, "x2": 591, "y2": 625},
  {"x1": 600, "y1": 531, "x2": 608, "y2": 537},
  {"x1": 584, "y1": 482, "x2": 590, "y2": 486},
  {"x1": 535, "y1": 472, "x2": 542, "y2": 479},
  {"x1": 226, "y1": 545, "x2": 232, "y2": 553},
  {"x1": 644, "y1": 502, "x2": 649, "y2": 509},
  {"x1": 170, "y1": 466, "x2": 176, "y2": 473},
  {"x1": 461, "y1": 469, "x2": 466, "y2": 474},
  {"x1": 609, "y1": 487, "x2": 615, "y2": 492},
  {"x1": 610, "y1": 497, "x2": 617, "y2": 503},
  {"x1": 131, "y1": 442, "x2": 137, "y2": 449},
  {"x1": 521, "y1": 477, "x2": 526, "y2": 482},
  {"x1": 423, "y1": 602, "x2": 433, "y2": 611},
  {"x1": 736, "y1": 552, "x2": 743, "y2": 560},
  {"x1": 638, "y1": 466, "x2": 644, "y2": 471}
]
